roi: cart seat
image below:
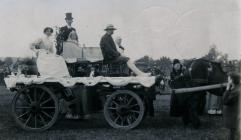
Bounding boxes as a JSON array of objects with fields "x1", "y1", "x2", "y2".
[{"x1": 63, "y1": 41, "x2": 103, "y2": 63}]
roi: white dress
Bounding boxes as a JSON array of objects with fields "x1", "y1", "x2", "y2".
[
  {"x1": 36, "y1": 50, "x2": 70, "y2": 78},
  {"x1": 30, "y1": 36, "x2": 70, "y2": 77},
  {"x1": 30, "y1": 36, "x2": 55, "y2": 54}
]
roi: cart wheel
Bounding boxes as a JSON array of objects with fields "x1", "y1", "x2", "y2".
[
  {"x1": 104, "y1": 90, "x2": 144, "y2": 129},
  {"x1": 12, "y1": 85, "x2": 59, "y2": 131}
]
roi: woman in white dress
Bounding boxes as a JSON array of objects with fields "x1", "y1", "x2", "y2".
[
  {"x1": 30, "y1": 27, "x2": 55, "y2": 54},
  {"x1": 30, "y1": 27, "x2": 70, "y2": 77}
]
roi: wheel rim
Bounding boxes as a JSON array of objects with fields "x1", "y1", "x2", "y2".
[
  {"x1": 12, "y1": 86, "x2": 59, "y2": 131},
  {"x1": 104, "y1": 90, "x2": 144, "y2": 129}
]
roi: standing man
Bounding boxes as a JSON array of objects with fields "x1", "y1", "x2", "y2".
[
  {"x1": 56, "y1": 13, "x2": 78, "y2": 55},
  {"x1": 100, "y1": 24, "x2": 150, "y2": 76}
]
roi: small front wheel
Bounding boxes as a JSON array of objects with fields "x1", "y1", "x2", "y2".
[{"x1": 104, "y1": 90, "x2": 145, "y2": 130}]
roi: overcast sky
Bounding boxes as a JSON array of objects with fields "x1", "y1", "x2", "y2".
[{"x1": 0, "y1": 0, "x2": 240, "y2": 60}]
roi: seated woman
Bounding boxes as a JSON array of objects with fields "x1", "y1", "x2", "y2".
[{"x1": 30, "y1": 27, "x2": 70, "y2": 78}]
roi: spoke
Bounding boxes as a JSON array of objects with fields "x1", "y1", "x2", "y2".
[
  {"x1": 41, "y1": 110, "x2": 53, "y2": 119},
  {"x1": 116, "y1": 114, "x2": 124, "y2": 126},
  {"x1": 114, "y1": 115, "x2": 120, "y2": 123},
  {"x1": 123, "y1": 95, "x2": 128, "y2": 104},
  {"x1": 19, "y1": 96, "x2": 30, "y2": 105},
  {"x1": 38, "y1": 114, "x2": 47, "y2": 125},
  {"x1": 108, "y1": 107, "x2": 117, "y2": 110},
  {"x1": 127, "y1": 117, "x2": 131, "y2": 125},
  {"x1": 120, "y1": 116, "x2": 124, "y2": 126},
  {"x1": 34, "y1": 114, "x2": 38, "y2": 128},
  {"x1": 41, "y1": 107, "x2": 56, "y2": 109},
  {"x1": 16, "y1": 107, "x2": 31, "y2": 109},
  {"x1": 24, "y1": 114, "x2": 32, "y2": 125},
  {"x1": 38, "y1": 91, "x2": 45, "y2": 102},
  {"x1": 17, "y1": 111, "x2": 30, "y2": 119},
  {"x1": 40, "y1": 98, "x2": 52, "y2": 106},
  {"x1": 130, "y1": 115, "x2": 137, "y2": 122},
  {"x1": 127, "y1": 97, "x2": 134, "y2": 105},
  {"x1": 129, "y1": 104, "x2": 139, "y2": 108},
  {"x1": 112, "y1": 100, "x2": 120, "y2": 107},
  {"x1": 25, "y1": 93, "x2": 33, "y2": 103},
  {"x1": 34, "y1": 88, "x2": 37, "y2": 102},
  {"x1": 129, "y1": 110, "x2": 140, "y2": 114}
]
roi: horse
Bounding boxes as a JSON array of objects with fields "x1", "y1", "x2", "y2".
[{"x1": 170, "y1": 58, "x2": 227, "y2": 128}]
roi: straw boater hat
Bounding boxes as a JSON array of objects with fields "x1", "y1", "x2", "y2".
[
  {"x1": 65, "y1": 13, "x2": 73, "y2": 20},
  {"x1": 104, "y1": 24, "x2": 117, "y2": 31}
]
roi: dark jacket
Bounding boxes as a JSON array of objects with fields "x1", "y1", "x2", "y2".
[
  {"x1": 223, "y1": 85, "x2": 240, "y2": 129},
  {"x1": 100, "y1": 33, "x2": 120, "y2": 61},
  {"x1": 56, "y1": 26, "x2": 77, "y2": 55},
  {"x1": 170, "y1": 68, "x2": 185, "y2": 88},
  {"x1": 169, "y1": 68, "x2": 188, "y2": 116}
]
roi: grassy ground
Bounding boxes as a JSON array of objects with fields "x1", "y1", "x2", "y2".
[{"x1": 0, "y1": 86, "x2": 228, "y2": 140}]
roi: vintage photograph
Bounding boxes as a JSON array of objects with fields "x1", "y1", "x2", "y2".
[{"x1": 0, "y1": 0, "x2": 240, "y2": 140}]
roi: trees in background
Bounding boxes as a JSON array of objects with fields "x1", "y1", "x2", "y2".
[
  {"x1": 3, "y1": 57, "x2": 13, "y2": 66},
  {"x1": 135, "y1": 44, "x2": 240, "y2": 75}
]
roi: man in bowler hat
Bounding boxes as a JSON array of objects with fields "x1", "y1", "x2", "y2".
[{"x1": 56, "y1": 13, "x2": 78, "y2": 55}]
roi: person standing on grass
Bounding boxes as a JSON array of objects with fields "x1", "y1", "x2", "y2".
[{"x1": 223, "y1": 72, "x2": 240, "y2": 140}]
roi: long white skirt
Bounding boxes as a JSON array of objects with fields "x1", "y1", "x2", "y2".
[{"x1": 36, "y1": 50, "x2": 70, "y2": 77}]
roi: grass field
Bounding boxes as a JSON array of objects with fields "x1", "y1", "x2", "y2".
[{"x1": 0, "y1": 86, "x2": 228, "y2": 140}]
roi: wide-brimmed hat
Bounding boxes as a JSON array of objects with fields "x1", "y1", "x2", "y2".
[
  {"x1": 43, "y1": 27, "x2": 53, "y2": 33},
  {"x1": 104, "y1": 24, "x2": 117, "y2": 31},
  {"x1": 65, "y1": 13, "x2": 73, "y2": 20}
]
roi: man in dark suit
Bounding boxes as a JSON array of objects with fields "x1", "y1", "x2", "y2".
[
  {"x1": 56, "y1": 13, "x2": 78, "y2": 55},
  {"x1": 100, "y1": 24, "x2": 150, "y2": 76}
]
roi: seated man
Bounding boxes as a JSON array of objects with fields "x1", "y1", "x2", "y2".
[{"x1": 100, "y1": 24, "x2": 150, "y2": 77}]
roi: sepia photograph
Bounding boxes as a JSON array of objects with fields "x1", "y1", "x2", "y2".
[{"x1": 0, "y1": 0, "x2": 240, "y2": 140}]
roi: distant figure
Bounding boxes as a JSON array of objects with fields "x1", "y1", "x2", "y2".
[
  {"x1": 30, "y1": 27, "x2": 55, "y2": 54},
  {"x1": 223, "y1": 72, "x2": 240, "y2": 140},
  {"x1": 100, "y1": 24, "x2": 150, "y2": 77},
  {"x1": 115, "y1": 36, "x2": 125, "y2": 55},
  {"x1": 56, "y1": 13, "x2": 78, "y2": 55}
]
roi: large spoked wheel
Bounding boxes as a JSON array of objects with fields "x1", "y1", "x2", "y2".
[
  {"x1": 11, "y1": 85, "x2": 59, "y2": 132},
  {"x1": 104, "y1": 90, "x2": 145, "y2": 130}
]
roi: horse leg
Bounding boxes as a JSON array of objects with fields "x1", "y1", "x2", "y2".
[
  {"x1": 182, "y1": 107, "x2": 190, "y2": 126},
  {"x1": 189, "y1": 94, "x2": 201, "y2": 129}
]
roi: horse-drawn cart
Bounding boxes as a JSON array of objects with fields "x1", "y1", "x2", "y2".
[{"x1": 4, "y1": 43, "x2": 227, "y2": 132}]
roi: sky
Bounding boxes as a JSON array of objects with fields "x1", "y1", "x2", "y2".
[{"x1": 0, "y1": 0, "x2": 240, "y2": 60}]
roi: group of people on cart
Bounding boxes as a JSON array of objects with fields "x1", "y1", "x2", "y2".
[
  {"x1": 26, "y1": 13, "x2": 241, "y2": 139},
  {"x1": 30, "y1": 12, "x2": 150, "y2": 78}
]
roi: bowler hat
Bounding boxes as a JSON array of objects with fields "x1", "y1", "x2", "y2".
[
  {"x1": 104, "y1": 24, "x2": 117, "y2": 31},
  {"x1": 43, "y1": 27, "x2": 53, "y2": 33},
  {"x1": 65, "y1": 13, "x2": 73, "y2": 20}
]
